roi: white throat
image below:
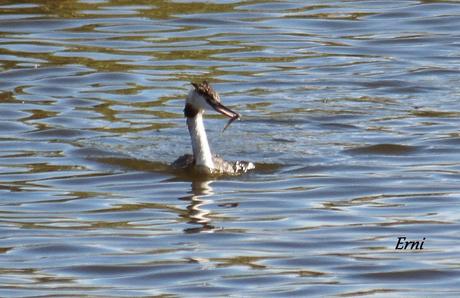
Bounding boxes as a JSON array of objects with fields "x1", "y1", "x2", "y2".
[{"x1": 187, "y1": 112, "x2": 215, "y2": 171}]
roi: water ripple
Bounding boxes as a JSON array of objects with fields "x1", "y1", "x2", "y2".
[{"x1": 1, "y1": 0, "x2": 460, "y2": 297}]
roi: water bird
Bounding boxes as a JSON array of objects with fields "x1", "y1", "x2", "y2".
[{"x1": 172, "y1": 81, "x2": 255, "y2": 175}]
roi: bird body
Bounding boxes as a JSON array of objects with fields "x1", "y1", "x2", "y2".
[{"x1": 173, "y1": 81, "x2": 254, "y2": 175}]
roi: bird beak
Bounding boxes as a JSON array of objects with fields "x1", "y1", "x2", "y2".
[
  {"x1": 209, "y1": 102, "x2": 240, "y2": 132},
  {"x1": 212, "y1": 102, "x2": 240, "y2": 120}
]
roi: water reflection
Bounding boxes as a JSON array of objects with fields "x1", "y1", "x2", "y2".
[{"x1": 180, "y1": 179, "x2": 217, "y2": 234}]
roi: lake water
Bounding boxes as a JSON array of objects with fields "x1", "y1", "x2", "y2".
[{"x1": 1, "y1": 0, "x2": 460, "y2": 297}]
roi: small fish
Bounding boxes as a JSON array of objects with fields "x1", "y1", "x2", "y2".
[{"x1": 222, "y1": 113, "x2": 240, "y2": 133}]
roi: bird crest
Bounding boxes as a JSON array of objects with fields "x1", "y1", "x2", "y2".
[{"x1": 191, "y1": 80, "x2": 221, "y2": 105}]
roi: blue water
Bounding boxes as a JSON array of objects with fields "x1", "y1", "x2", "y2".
[{"x1": 1, "y1": 1, "x2": 460, "y2": 297}]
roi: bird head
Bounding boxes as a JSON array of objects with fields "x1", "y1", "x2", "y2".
[{"x1": 185, "y1": 81, "x2": 240, "y2": 121}]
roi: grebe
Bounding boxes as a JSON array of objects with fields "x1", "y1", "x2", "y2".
[{"x1": 172, "y1": 81, "x2": 255, "y2": 175}]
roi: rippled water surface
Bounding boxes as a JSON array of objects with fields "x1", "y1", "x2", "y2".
[{"x1": 1, "y1": 0, "x2": 460, "y2": 297}]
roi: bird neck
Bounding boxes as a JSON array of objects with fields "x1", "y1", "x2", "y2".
[{"x1": 187, "y1": 112, "x2": 215, "y2": 171}]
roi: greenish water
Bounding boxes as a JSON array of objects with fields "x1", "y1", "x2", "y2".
[{"x1": 1, "y1": 1, "x2": 460, "y2": 297}]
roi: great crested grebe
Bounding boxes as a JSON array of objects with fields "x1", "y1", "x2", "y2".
[{"x1": 172, "y1": 81, "x2": 254, "y2": 175}]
